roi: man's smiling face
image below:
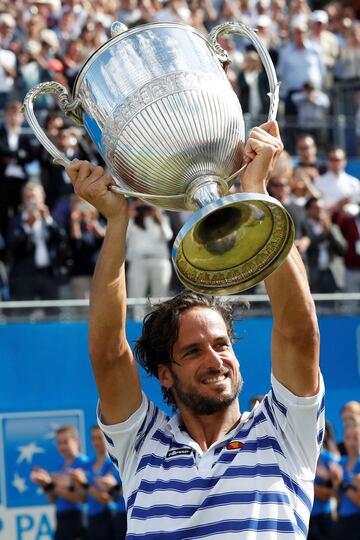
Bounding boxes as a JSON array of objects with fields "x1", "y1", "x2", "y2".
[{"x1": 159, "y1": 307, "x2": 242, "y2": 416}]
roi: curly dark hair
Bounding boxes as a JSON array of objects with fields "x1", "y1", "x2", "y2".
[{"x1": 134, "y1": 290, "x2": 246, "y2": 410}]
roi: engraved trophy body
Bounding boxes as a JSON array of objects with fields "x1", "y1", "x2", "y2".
[{"x1": 23, "y1": 21, "x2": 294, "y2": 295}]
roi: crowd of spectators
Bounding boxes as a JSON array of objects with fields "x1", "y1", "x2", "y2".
[
  {"x1": 31, "y1": 424, "x2": 127, "y2": 540},
  {"x1": 0, "y1": 0, "x2": 360, "y2": 309},
  {"x1": 308, "y1": 400, "x2": 360, "y2": 540}
]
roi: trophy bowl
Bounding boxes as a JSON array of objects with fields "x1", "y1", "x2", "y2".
[{"x1": 23, "y1": 20, "x2": 294, "y2": 294}]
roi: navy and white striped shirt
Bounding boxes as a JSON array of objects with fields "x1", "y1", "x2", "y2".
[{"x1": 98, "y1": 373, "x2": 325, "y2": 539}]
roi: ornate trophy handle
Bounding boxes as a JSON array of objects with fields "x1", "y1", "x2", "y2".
[
  {"x1": 208, "y1": 21, "x2": 279, "y2": 122},
  {"x1": 209, "y1": 22, "x2": 280, "y2": 184},
  {"x1": 22, "y1": 81, "x2": 84, "y2": 166},
  {"x1": 22, "y1": 80, "x2": 182, "y2": 201}
]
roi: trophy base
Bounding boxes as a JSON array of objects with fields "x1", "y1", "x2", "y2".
[{"x1": 172, "y1": 192, "x2": 294, "y2": 295}]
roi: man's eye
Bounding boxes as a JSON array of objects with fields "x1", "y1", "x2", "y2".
[
  {"x1": 216, "y1": 343, "x2": 230, "y2": 351},
  {"x1": 185, "y1": 348, "x2": 199, "y2": 357}
]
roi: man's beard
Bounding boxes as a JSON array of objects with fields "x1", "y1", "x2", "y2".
[{"x1": 170, "y1": 368, "x2": 243, "y2": 415}]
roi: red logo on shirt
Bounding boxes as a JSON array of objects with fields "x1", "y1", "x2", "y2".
[{"x1": 226, "y1": 441, "x2": 244, "y2": 450}]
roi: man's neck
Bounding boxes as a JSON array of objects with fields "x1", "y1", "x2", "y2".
[{"x1": 179, "y1": 402, "x2": 241, "y2": 452}]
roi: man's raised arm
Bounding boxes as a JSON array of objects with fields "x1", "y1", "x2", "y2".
[
  {"x1": 66, "y1": 160, "x2": 142, "y2": 424},
  {"x1": 241, "y1": 122, "x2": 320, "y2": 397}
]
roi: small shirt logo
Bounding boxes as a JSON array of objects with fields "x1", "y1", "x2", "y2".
[
  {"x1": 166, "y1": 448, "x2": 193, "y2": 458},
  {"x1": 226, "y1": 441, "x2": 244, "y2": 450}
]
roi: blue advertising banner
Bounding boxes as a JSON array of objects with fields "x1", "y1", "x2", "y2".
[{"x1": 0, "y1": 315, "x2": 359, "y2": 538}]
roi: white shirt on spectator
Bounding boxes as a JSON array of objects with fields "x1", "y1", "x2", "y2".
[
  {"x1": 0, "y1": 48, "x2": 16, "y2": 93},
  {"x1": 277, "y1": 41, "x2": 325, "y2": 98},
  {"x1": 314, "y1": 170, "x2": 360, "y2": 208}
]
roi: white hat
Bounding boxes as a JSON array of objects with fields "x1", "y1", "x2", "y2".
[
  {"x1": 312, "y1": 10, "x2": 328, "y2": 25},
  {"x1": 40, "y1": 29, "x2": 59, "y2": 49},
  {"x1": 290, "y1": 15, "x2": 308, "y2": 32},
  {"x1": 0, "y1": 13, "x2": 16, "y2": 27},
  {"x1": 257, "y1": 14, "x2": 271, "y2": 28}
]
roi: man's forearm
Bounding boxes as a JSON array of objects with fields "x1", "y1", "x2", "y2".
[
  {"x1": 265, "y1": 245, "x2": 317, "y2": 340},
  {"x1": 89, "y1": 217, "x2": 129, "y2": 363}
]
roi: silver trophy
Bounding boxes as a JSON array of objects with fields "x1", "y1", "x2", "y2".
[{"x1": 23, "y1": 21, "x2": 294, "y2": 295}]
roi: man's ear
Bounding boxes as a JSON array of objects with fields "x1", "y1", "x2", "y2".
[{"x1": 158, "y1": 364, "x2": 174, "y2": 388}]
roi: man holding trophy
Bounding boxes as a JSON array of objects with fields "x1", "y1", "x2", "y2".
[
  {"x1": 65, "y1": 119, "x2": 323, "y2": 539},
  {"x1": 24, "y1": 19, "x2": 324, "y2": 538}
]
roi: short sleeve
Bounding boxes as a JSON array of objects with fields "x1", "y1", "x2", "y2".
[
  {"x1": 97, "y1": 392, "x2": 168, "y2": 489},
  {"x1": 261, "y1": 371, "x2": 325, "y2": 480}
]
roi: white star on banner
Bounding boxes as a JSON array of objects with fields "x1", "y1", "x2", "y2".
[
  {"x1": 17, "y1": 442, "x2": 45, "y2": 464},
  {"x1": 12, "y1": 472, "x2": 28, "y2": 493}
]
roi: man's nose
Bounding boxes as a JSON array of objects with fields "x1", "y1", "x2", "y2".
[{"x1": 205, "y1": 347, "x2": 224, "y2": 369}]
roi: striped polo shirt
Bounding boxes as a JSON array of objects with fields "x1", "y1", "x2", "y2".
[{"x1": 98, "y1": 372, "x2": 325, "y2": 539}]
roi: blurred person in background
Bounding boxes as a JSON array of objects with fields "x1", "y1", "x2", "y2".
[
  {"x1": 303, "y1": 196, "x2": 347, "y2": 293},
  {"x1": 0, "y1": 101, "x2": 36, "y2": 237},
  {"x1": 40, "y1": 126, "x2": 92, "y2": 210},
  {"x1": 267, "y1": 175, "x2": 309, "y2": 258},
  {"x1": 293, "y1": 133, "x2": 326, "y2": 182},
  {"x1": 314, "y1": 147, "x2": 360, "y2": 219},
  {"x1": 277, "y1": 17, "x2": 325, "y2": 118},
  {"x1": 291, "y1": 81, "x2": 330, "y2": 147},
  {"x1": 237, "y1": 50, "x2": 269, "y2": 121},
  {"x1": 0, "y1": 12, "x2": 17, "y2": 51},
  {"x1": 338, "y1": 203, "x2": 360, "y2": 292},
  {"x1": 31, "y1": 425, "x2": 89, "y2": 540},
  {"x1": 68, "y1": 196, "x2": 106, "y2": 299},
  {"x1": 333, "y1": 424, "x2": 360, "y2": 540},
  {"x1": 290, "y1": 169, "x2": 321, "y2": 207},
  {"x1": 6, "y1": 182, "x2": 67, "y2": 302},
  {"x1": 126, "y1": 199, "x2": 173, "y2": 320},
  {"x1": 309, "y1": 9, "x2": 339, "y2": 89},
  {"x1": 62, "y1": 38, "x2": 85, "y2": 90},
  {"x1": 0, "y1": 13, "x2": 17, "y2": 108},
  {"x1": 308, "y1": 420, "x2": 341, "y2": 540},
  {"x1": 336, "y1": 20, "x2": 360, "y2": 82},
  {"x1": 267, "y1": 172, "x2": 311, "y2": 268},
  {"x1": 70, "y1": 425, "x2": 125, "y2": 540},
  {"x1": 337, "y1": 401, "x2": 360, "y2": 456},
  {"x1": 152, "y1": 0, "x2": 191, "y2": 24}
]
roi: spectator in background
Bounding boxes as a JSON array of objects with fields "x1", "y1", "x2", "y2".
[
  {"x1": 237, "y1": 50, "x2": 269, "y2": 121},
  {"x1": 0, "y1": 101, "x2": 36, "y2": 237},
  {"x1": 277, "y1": 17, "x2": 325, "y2": 118},
  {"x1": 68, "y1": 196, "x2": 106, "y2": 299},
  {"x1": 290, "y1": 168, "x2": 321, "y2": 208},
  {"x1": 267, "y1": 175, "x2": 309, "y2": 257},
  {"x1": 62, "y1": 39, "x2": 85, "y2": 90},
  {"x1": 337, "y1": 203, "x2": 360, "y2": 292},
  {"x1": 308, "y1": 420, "x2": 341, "y2": 540},
  {"x1": 303, "y1": 196, "x2": 347, "y2": 293},
  {"x1": 152, "y1": 0, "x2": 191, "y2": 24},
  {"x1": 314, "y1": 147, "x2": 360, "y2": 218},
  {"x1": 334, "y1": 424, "x2": 360, "y2": 540},
  {"x1": 0, "y1": 14, "x2": 17, "y2": 108},
  {"x1": 126, "y1": 200, "x2": 173, "y2": 320},
  {"x1": 40, "y1": 127, "x2": 92, "y2": 210},
  {"x1": 70, "y1": 425, "x2": 123, "y2": 540},
  {"x1": 337, "y1": 401, "x2": 360, "y2": 456},
  {"x1": 6, "y1": 182, "x2": 67, "y2": 302},
  {"x1": 294, "y1": 133, "x2": 326, "y2": 182},
  {"x1": 31, "y1": 425, "x2": 89, "y2": 540},
  {"x1": 336, "y1": 20, "x2": 360, "y2": 82},
  {"x1": 309, "y1": 9, "x2": 340, "y2": 89},
  {"x1": 291, "y1": 81, "x2": 330, "y2": 147}
]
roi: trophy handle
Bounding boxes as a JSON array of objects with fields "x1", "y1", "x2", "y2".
[
  {"x1": 208, "y1": 21, "x2": 280, "y2": 184},
  {"x1": 23, "y1": 80, "x2": 185, "y2": 201},
  {"x1": 208, "y1": 21, "x2": 280, "y2": 123},
  {"x1": 22, "y1": 81, "x2": 84, "y2": 166}
]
